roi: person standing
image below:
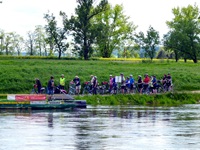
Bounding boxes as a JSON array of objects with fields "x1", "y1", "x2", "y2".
[
  {"x1": 120, "y1": 73, "x2": 125, "y2": 84},
  {"x1": 120, "y1": 73, "x2": 126, "y2": 94},
  {"x1": 92, "y1": 76, "x2": 98, "y2": 95},
  {"x1": 125, "y1": 77, "x2": 130, "y2": 93},
  {"x1": 162, "y1": 74, "x2": 167, "y2": 85},
  {"x1": 35, "y1": 78, "x2": 42, "y2": 94},
  {"x1": 152, "y1": 75, "x2": 158, "y2": 93},
  {"x1": 143, "y1": 74, "x2": 150, "y2": 92},
  {"x1": 109, "y1": 75, "x2": 113, "y2": 93},
  {"x1": 166, "y1": 73, "x2": 172, "y2": 91},
  {"x1": 59, "y1": 74, "x2": 66, "y2": 90},
  {"x1": 112, "y1": 75, "x2": 117, "y2": 94},
  {"x1": 137, "y1": 75, "x2": 143, "y2": 94},
  {"x1": 90, "y1": 75, "x2": 94, "y2": 91},
  {"x1": 48, "y1": 76, "x2": 54, "y2": 97},
  {"x1": 74, "y1": 76, "x2": 81, "y2": 95},
  {"x1": 129, "y1": 75, "x2": 135, "y2": 93}
]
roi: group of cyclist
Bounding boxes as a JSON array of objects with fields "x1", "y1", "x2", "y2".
[
  {"x1": 81, "y1": 73, "x2": 172, "y2": 95},
  {"x1": 112, "y1": 73, "x2": 172, "y2": 94},
  {"x1": 33, "y1": 75, "x2": 66, "y2": 95},
  {"x1": 120, "y1": 73, "x2": 172, "y2": 94},
  {"x1": 105, "y1": 73, "x2": 173, "y2": 95},
  {"x1": 33, "y1": 73, "x2": 173, "y2": 95}
]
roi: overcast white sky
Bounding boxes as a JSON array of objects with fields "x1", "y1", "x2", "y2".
[{"x1": 0, "y1": 0, "x2": 199, "y2": 38}]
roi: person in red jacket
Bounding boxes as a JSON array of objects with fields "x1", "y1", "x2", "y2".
[
  {"x1": 143, "y1": 74, "x2": 150, "y2": 83},
  {"x1": 143, "y1": 74, "x2": 150, "y2": 92}
]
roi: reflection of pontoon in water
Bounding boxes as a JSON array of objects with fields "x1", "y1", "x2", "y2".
[{"x1": 0, "y1": 94, "x2": 86, "y2": 110}]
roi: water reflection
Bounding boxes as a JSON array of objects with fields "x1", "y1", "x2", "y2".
[
  {"x1": 0, "y1": 105, "x2": 200, "y2": 150},
  {"x1": 47, "y1": 113, "x2": 53, "y2": 128}
]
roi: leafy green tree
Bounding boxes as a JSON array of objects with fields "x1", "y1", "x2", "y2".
[
  {"x1": 166, "y1": 4, "x2": 200, "y2": 63},
  {"x1": 119, "y1": 39, "x2": 140, "y2": 58},
  {"x1": 45, "y1": 35, "x2": 54, "y2": 56},
  {"x1": 163, "y1": 31, "x2": 181, "y2": 62},
  {"x1": 156, "y1": 48, "x2": 167, "y2": 59},
  {"x1": 0, "y1": 31, "x2": 23, "y2": 56},
  {"x1": 12, "y1": 33, "x2": 24, "y2": 56},
  {"x1": 94, "y1": 4, "x2": 136, "y2": 58},
  {"x1": 34, "y1": 25, "x2": 47, "y2": 56},
  {"x1": 68, "y1": 0, "x2": 108, "y2": 60},
  {"x1": 0, "y1": 29, "x2": 5, "y2": 54},
  {"x1": 44, "y1": 12, "x2": 70, "y2": 59},
  {"x1": 25, "y1": 31, "x2": 36, "y2": 56},
  {"x1": 135, "y1": 26, "x2": 160, "y2": 60},
  {"x1": 3, "y1": 32, "x2": 19, "y2": 55}
]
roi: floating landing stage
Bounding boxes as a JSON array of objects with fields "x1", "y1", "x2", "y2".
[{"x1": 0, "y1": 94, "x2": 86, "y2": 110}]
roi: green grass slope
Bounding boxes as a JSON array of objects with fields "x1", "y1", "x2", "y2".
[{"x1": 0, "y1": 58, "x2": 200, "y2": 94}]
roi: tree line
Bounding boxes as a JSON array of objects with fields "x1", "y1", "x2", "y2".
[{"x1": 0, "y1": 1, "x2": 200, "y2": 63}]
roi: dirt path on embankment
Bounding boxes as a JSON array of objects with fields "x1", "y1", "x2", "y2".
[{"x1": 180, "y1": 90, "x2": 200, "y2": 94}]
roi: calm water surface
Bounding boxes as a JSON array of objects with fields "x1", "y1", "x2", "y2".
[{"x1": 0, "y1": 105, "x2": 200, "y2": 150}]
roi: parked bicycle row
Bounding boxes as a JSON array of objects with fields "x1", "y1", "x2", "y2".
[{"x1": 32, "y1": 73, "x2": 173, "y2": 95}]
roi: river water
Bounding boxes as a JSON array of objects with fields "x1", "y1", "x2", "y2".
[{"x1": 0, "y1": 104, "x2": 200, "y2": 150}]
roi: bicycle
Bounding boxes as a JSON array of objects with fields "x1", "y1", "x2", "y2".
[
  {"x1": 97, "y1": 81, "x2": 109, "y2": 95},
  {"x1": 30, "y1": 84, "x2": 46, "y2": 94},
  {"x1": 82, "y1": 81, "x2": 92, "y2": 95},
  {"x1": 142, "y1": 83, "x2": 150, "y2": 95},
  {"x1": 109, "y1": 83, "x2": 118, "y2": 95},
  {"x1": 165, "y1": 83, "x2": 174, "y2": 92},
  {"x1": 68, "y1": 82, "x2": 76, "y2": 95},
  {"x1": 54, "y1": 86, "x2": 67, "y2": 94}
]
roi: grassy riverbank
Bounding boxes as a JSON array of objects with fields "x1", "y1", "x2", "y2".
[
  {"x1": 0, "y1": 92, "x2": 199, "y2": 107},
  {"x1": 0, "y1": 57, "x2": 200, "y2": 94},
  {"x1": 75, "y1": 92, "x2": 200, "y2": 107}
]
